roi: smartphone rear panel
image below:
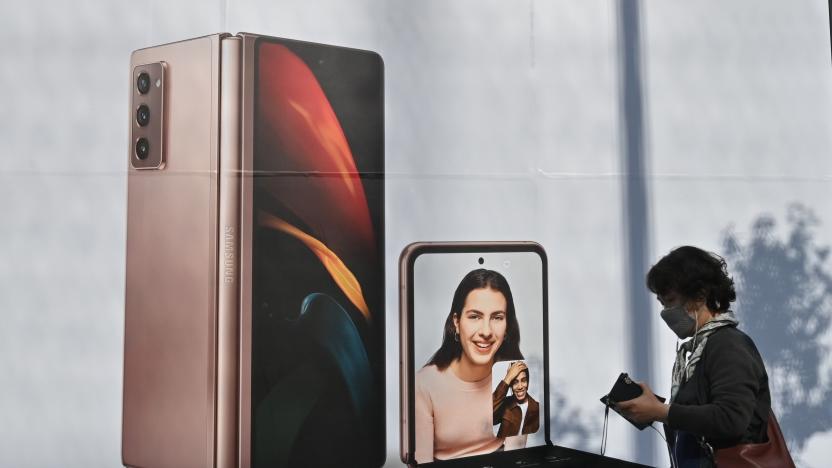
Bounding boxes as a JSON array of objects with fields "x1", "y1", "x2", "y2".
[{"x1": 123, "y1": 35, "x2": 223, "y2": 468}]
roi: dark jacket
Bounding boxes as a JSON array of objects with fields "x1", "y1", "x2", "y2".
[
  {"x1": 492, "y1": 381, "x2": 540, "y2": 438},
  {"x1": 667, "y1": 325, "x2": 771, "y2": 449}
]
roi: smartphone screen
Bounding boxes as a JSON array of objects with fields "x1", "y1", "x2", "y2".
[
  {"x1": 251, "y1": 37, "x2": 384, "y2": 467},
  {"x1": 407, "y1": 248, "x2": 548, "y2": 464}
]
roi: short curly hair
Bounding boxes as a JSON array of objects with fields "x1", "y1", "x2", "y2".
[{"x1": 646, "y1": 246, "x2": 736, "y2": 312}]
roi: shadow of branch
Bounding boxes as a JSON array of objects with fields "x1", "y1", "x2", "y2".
[{"x1": 722, "y1": 203, "x2": 832, "y2": 453}]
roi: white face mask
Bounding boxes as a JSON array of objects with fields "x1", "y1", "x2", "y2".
[{"x1": 660, "y1": 304, "x2": 697, "y2": 339}]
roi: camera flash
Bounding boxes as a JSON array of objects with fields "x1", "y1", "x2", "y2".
[{"x1": 155, "y1": 79, "x2": 161, "y2": 88}]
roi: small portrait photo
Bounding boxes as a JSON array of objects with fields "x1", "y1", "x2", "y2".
[{"x1": 492, "y1": 360, "x2": 540, "y2": 449}]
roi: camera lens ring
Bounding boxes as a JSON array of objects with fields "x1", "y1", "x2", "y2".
[
  {"x1": 135, "y1": 138, "x2": 150, "y2": 160},
  {"x1": 136, "y1": 104, "x2": 150, "y2": 127},
  {"x1": 137, "y1": 72, "x2": 151, "y2": 94}
]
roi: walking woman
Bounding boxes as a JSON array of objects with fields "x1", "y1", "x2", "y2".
[{"x1": 616, "y1": 246, "x2": 792, "y2": 467}]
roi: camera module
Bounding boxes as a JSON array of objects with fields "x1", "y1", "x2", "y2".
[
  {"x1": 136, "y1": 104, "x2": 150, "y2": 127},
  {"x1": 137, "y1": 72, "x2": 151, "y2": 94},
  {"x1": 135, "y1": 138, "x2": 150, "y2": 160},
  {"x1": 478, "y1": 257, "x2": 484, "y2": 265}
]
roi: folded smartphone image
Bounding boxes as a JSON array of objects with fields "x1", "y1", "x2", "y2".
[
  {"x1": 399, "y1": 242, "x2": 549, "y2": 466},
  {"x1": 124, "y1": 33, "x2": 384, "y2": 468}
]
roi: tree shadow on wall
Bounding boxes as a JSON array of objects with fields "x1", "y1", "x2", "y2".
[
  {"x1": 530, "y1": 355, "x2": 601, "y2": 451},
  {"x1": 549, "y1": 380, "x2": 601, "y2": 452},
  {"x1": 722, "y1": 203, "x2": 832, "y2": 455}
]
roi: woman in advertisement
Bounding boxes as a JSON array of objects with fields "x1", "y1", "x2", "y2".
[{"x1": 414, "y1": 269, "x2": 524, "y2": 463}]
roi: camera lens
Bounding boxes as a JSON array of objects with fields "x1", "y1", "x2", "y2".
[
  {"x1": 135, "y1": 138, "x2": 150, "y2": 160},
  {"x1": 137, "y1": 72, "x2": 151, "y2": 94},
  {"x1": 136, "y1": 104, "x2": 150, "y2": 127},
  {"x1": 478, "y1": 257, "x2": 484, "y2": 265}
]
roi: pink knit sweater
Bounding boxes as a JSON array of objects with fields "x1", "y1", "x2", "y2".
[{"x1": 414, "y1": 364, "x2": 503, "y2": 463}]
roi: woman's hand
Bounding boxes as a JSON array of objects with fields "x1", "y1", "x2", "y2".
[
  {"x1": 503, "y1": 361, "x2": 527, "y2": 385},
  {"x1": 615, "y1": 382, "x2": 669, "y2": 424}
]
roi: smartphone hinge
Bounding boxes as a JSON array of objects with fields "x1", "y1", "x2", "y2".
[{"x1": 216, "y1": 35, "x2": 242, "y2": 468}]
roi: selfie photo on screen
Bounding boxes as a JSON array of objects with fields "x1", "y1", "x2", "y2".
[
  {"x1": 406, "y1": 247, "x2": 546, "y2": 464},
  {"x1": 492, "y1": 360, "x2": 540, "y2": 450}
]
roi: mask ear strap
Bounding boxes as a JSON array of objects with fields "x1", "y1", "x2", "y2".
[
  {"x1": 682, "y1": 309, "x2": 702, "y2": 377},
  {"x1": 692, "y1": 309, "x2": 699, "y2": 338},
  {"x1": 692, "y1": 309, "x2": 699, "y2": 348}
]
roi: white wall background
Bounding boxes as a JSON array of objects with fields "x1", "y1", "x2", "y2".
[{"x1": 0, "y1": 0, "x2": 830, "y2": 466}]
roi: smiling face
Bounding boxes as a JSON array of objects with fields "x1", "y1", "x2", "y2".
[
  {"x1": 452, "y1": 287, "x2": 508, "y2": 369},
  {"x1": 511, "y1": 370, "x2": 529, "y2": 402}
]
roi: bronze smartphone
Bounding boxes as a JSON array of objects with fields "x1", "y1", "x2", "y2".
[
  {"x1": 399, "y1": 242, "x2": 549, "y2": 466},
  {"x1": 123, "y1": 34, "x2": 241, "y2": 468},
  {"x1": 235, "y1": 33, "x2": 385, "y2": 468},
  {"x1": 124, "y1": 32, "x2": 384, "y2": 468}
]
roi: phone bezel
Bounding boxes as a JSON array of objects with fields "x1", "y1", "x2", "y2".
[{"x1": 400, "y1": 241, "x2": 550, "y2": 466}]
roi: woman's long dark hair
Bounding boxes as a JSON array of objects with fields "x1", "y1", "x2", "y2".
[{"x1": 426, "y1": 268, "x2": 524, "y2": 370}]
